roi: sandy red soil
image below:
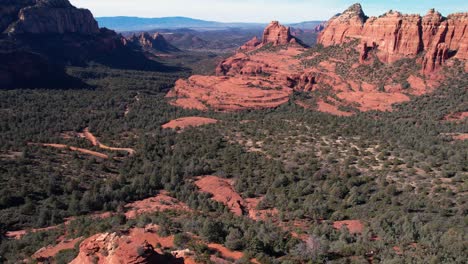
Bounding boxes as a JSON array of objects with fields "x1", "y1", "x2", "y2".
[
  {"x1": 32, "y1": 237, "x2": 82, "y2": 262},
  {"x1": 6, "y1": 225, "x2": 60, "y2": 240},
  {"x1": 82, "y1": 128, "x2": 136, "y2": 156},
  {"x1": 452, "y1": 133, "x2": 468, "y2": 140},
  {"x1": 162, "y1": 117, "x2": 218, "y2": 130},
  {"x1": 333, "y1": 220, "x2": 364, "y2": 234},
  {"x1": 31, "y1": 143, "x2": 109, "y2": 159},
  {"x1": 444, "y1": 112, "x2": 468, "y2": 122}
]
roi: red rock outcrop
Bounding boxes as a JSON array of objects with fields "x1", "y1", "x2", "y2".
[
  {"x1": 360, "y1": 11, "x2": 423, "y2": 63},
  {"x1": 239, "y1": 36, "x2": 261, "y2": 51},
  {"x1": 318, "y1": 3, "x2": 367, "y2": 46},
  {"x1": 422, "y1": 43, "x2": 449, "y2": 73},
  {"x1": 70, "y1": 228, "x2": 184, "y2": 264},
  {"x1": 126, "y1": 32, "x2": 179, "y2": 52},
  {"x1": 6, "y1": 0, "x2": 99, "y2": 34},
  {"x1": 162, "y1": 117, "x2": 218, "y2": 130},
  {"x1": 318, "y1": 4, "x2": 468, "y2": 72},
  {"x1": 262, "y1": 21, "x2": 298, "y2": 46}
]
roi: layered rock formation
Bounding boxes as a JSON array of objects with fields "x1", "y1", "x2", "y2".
[
  {"x1": 0, "y1": 0, "x2": 163, "y2": 89},
  {"x1": 168, "y1": 13, "x2": 460, "y2": 115},
  {"x1": 318, "y1": 3, "x2": 367, "y2": 46},
  {"x1": 167, "y1": 21, "x2": 306, "y2": 111},
  {"x1": 318, "y1": 4, "x2": 468, "y2": 73},
  {"x1": 0, "y1": 0, "x2": 36, "y2": 32},
  {"x1": 5, "y1": 0, "x2": 99, "y2": 34}
]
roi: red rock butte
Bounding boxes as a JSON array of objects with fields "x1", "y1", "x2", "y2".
[
  {"x1": 167, "y1": 5, "x2": 467, "y2": 115},
  {"x1": 166, "y1": 21, "x2": 304, "y2": 112}
]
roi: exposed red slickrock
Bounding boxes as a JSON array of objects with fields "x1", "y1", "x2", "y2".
[
  {"x1": 195, "y1": 176, "x2": 244, "y2": 216},
  {"x1": 124, "y1": 191, "x2": 191, "y2": 219},
  {"x1": 318, "y1": 4, "x2": 468, "y2": 73},
  {"x1": 337, "y1": 92, "x2": 410, "y2": 112},
  {"x1": 70, "y1": 226, "x2": 185, "y2": 264},
  {"x1": 317, "y1": 100, "x2": 353, "y2": 116},
  {"x1": 194, "y1": 176, "x2": 278, "y2": 220},
  {"x1": 452, "y1": 133, "x2": 468, "y2": 141},
  {"x1": 162, "y1": 117, "x2": 218, "y2": 130},
  {"x1": 407, "y1": 75, "x2": 427, "y2": 95},
  {"x1": 444, "y1": 112, "x2": 468, "y2": 122},
  {"x1": 333, "y1": 220, "x2": 364, "y2": 234},
  {"x1": 239, "y1": 36, "x2": 261, "y2": 51},
  {"x1": 296, "y1": 99, "x2": 353, "y2": 117},
  {"x1": 167, "y1": 75, "x2": 292, "y2": 112}
]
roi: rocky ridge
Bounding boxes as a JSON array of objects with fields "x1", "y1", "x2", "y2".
[
  {"x1": 318, "y1": 4, "x2": 468, "y2": 73},
  {"x1": 168, "y1": 7, "x2": 466, "y2": 115},
  {"x1": 4, "y1": 0, "x2": 99, "y2": 34},
  {"x1": 125, "y1": 32, "x2": 179, "y2": 52},
  {"x1": 0, "y1": 0, "x2": 161, "y2": 89}
]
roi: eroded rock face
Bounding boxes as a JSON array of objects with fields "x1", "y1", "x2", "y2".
[
  {"x1": 360, "y1": 11, "x2": 423, "y2": 63},
  {"x1": 70, "y1": 230, "x2": 181, "y2": 264},
  {"x1": 318, "y1": 4, "x2": 468, "y2": 72},
  {"x1": 6, "y1": 0, "x2": 99, "y2": 34},
  {"x1": 125, "y1": 32, "x2": 178, "y2": 52},
  {"x1": 262, "y1": 21, "x2": 296, "y2": 46},
  {"x1": 318, "y1": 3, "x2": 367, "y2": 46},
  {"x1": 239, "y1": 36, "x2": 261, "y2": 51}
]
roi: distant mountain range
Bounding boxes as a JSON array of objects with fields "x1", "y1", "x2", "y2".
[{"x1": 96, "y1": 16, "x2": 324, "y2": 32}]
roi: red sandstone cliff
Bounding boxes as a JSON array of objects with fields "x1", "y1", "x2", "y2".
[{"x1": 318, "y1": 4, "x2": 468, "y2": 73}]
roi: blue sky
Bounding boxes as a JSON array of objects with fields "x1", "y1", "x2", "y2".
[{"x1": 70, "y1": 0, "x2": 467, "y2": 22}]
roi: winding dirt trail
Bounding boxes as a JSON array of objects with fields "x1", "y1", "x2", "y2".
[
  {"x1": 30, "y1": 143, "x2": 109, "y2": 159},
  {"x1": 82, "y1": 128, "x2": 136, "y2": 156}
]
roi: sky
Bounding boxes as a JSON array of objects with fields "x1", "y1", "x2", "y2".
[{"x1": 70, "y1": 0, "x2": 468, "y2": 23}]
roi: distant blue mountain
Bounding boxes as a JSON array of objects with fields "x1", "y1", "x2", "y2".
[{"x1": 96, "y1": 16, "x2": 266, "y2": 31}]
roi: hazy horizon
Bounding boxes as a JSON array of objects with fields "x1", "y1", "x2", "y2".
[{"x1": 70, "y1": 0, "x2": 467, "y2": 23}]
